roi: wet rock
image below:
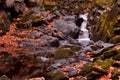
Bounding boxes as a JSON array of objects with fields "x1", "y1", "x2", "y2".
[
  {"x1": 68, "y1": 69, "x2": 78, "y2": 77},
  {"x1": 36, "y1": 56, "x2": 49, "y2": 62},
  {"x1": 102, "y1": 43, "x2": 115, "y2": 48},
  {"x1": 75, "y1": 17, "x2": 84, "y2": 27},
  {"x1": 82, "y1": 46, "x2": 93, "y2": 53},
  {"x1": 59, "y1": 40, "x2": 69, "y2": 46}
]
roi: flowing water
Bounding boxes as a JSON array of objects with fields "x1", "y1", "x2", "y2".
[{"x1": 77, "y1": 13, "x2": 93, "y2": 46}]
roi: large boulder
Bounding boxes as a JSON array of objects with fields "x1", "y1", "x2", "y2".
[{"x1": 53, "y1": 17, "x2": 80, "y2": 39}]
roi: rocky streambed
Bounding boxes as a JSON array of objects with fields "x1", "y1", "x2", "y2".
[{"x1": 0, "y1": 0, "x2": 120, "y2": 80}]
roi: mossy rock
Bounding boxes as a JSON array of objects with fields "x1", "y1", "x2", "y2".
[
  {"x1": 101, "y1": 49, "x2": 117, "y2": 60},
  {"x1": 94, "y1": 48, "x2": 112, "y2": 61},
  {"x1": 80, "y1": 63, "x2": 107, "y2": 80},
  {"x1": 45, "y1": 70, "x2": 67, "y2": 80},
  {"x1": 109, "y1": 35, "x2": 120, "y2": 44},
  {"x1": 32, "y1": 16, "x2": 42, "y2": 23},
  {"x1": 95, "y1": 5, "x2": 120, "y2": 42},
  {"x1": 94, "y1": 59, "x2": 115, "y2": 70},
  {"x1": 21, "y1": 11, "x2": 34, "y2": 22},
  {"x1": 54, "y1": 48, "x2": 73, "y2": 59},
  {"x1": 112, "y1": 49, "x2": 120, "y2": 60},
  {"x1": 79, "y1": 64, "x2": 94, "y2": 76},
  {"x1": 62, "y1": 45, "x2": 81, "y2": 52}
]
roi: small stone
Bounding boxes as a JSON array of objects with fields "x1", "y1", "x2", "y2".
[
  {"x1": 67, "y1": 58, "x2": 76, "y2": 63},
  {"x1": 54, "y1": 59, "x2": 67, "y2": 64},
  {"x1": 68, "y1": 69, "x2": 78, "y2": 77}
]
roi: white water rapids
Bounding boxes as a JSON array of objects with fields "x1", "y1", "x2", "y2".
[{"x1": 77, "y1": 13, "x2": 93, "y2": 46}]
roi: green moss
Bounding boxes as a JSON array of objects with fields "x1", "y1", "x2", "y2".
[
  {"x1": 54, "y1": 48, "x2": 73, "y2": 59},
  {"x1": 112, "y1": 49, "x2": 120, "y2": 60},
  {"x1": 94, "y1": 59, "x2": 115, "y2": 70},
  {"x1": 45, "y1": 70, "x2": 66, "y2": 80},
  {"x1": 44, "y1": 4, "x2": 55, "y2": 10},
  {"x1": 93, "y1": 60, "x2": 102, "y2": 66},
  {"x1": 100, "y1": 59, "x2": 115, "y2": 70},
  {"x1": 21, "y1": 11, "x2": 34, "y2": 22},
  {"x1": 95, "y1": 5, "x2": 119, "y2": 42},
  {"x1": 102, "y1": 49, "x2": 117, "y2": 60},
  {"x1": 109, "y1": 36, "x2": 120, "y2": 44},
  {"x1": 79, "y1": 64, "x2": 94, "y2": 76},
  {"x1": 32, "y1": 16, "x2": 42, "y2": 23},
  {"x1": 80, "y1": 63, "x2": 107, "y2": 79}
]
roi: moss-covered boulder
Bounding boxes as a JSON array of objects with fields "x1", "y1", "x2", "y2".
[
  {"x1": 79, "y1": 64, "x2": 107, "y2": 80},
  {"x1": 61, "y1": 44, "x2": 81, "y2": 52},
  {"x1": 79, "y1": 47, "x2": 120, "y2": 80},
  {"x1": 45, "y1": 69, "x2": 68, "y2": 80},
  {"x1": 54, "y1": 48, "x2": 73, "y2": 59},
  {"x1": 95, "y1": 4, "x2": 120, "y2": 43}
]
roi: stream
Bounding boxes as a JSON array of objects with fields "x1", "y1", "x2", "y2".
[{"x1": 78, "y1": 13, "x2": 93, "y2": 46}]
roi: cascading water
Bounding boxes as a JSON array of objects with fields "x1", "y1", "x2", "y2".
[{"x1": 77, "y1": 13, "x2": 93, "y2": 46}]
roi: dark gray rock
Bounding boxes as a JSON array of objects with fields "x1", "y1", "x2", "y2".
[
  {"x1": 67, "y1": 58, "x2": 76, "y2": 63},
  {"x1": 68, "y1": 69, "x2": 78, "y2": 77},
  {"x1": 53, "y1": 19, "x2": 80, "y2": 39},
  {"x1": 46, "y1": 63, "x2": 62, "y2": 71},
  {"x1": 102, "y1": 43, "x2": 115, "y2": 48},
  {"x1": 54, "y1": 59, "x2": 67, "y2": 64},
  {"x1": 28, "y1": 31, "x2": 41, "y2": 39},
  {"x1": 40, "y1": 36, "x2": 59, "y2": 47},
  {"x1": 94, "y1": 40, "x2": 104, "y2": 48}
]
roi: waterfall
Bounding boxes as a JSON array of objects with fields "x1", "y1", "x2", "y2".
[{"x1": 77, "y1": 13, "x2": 93, "y2": 46}]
